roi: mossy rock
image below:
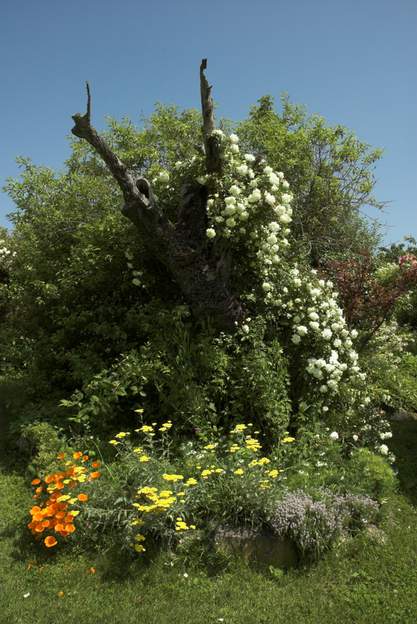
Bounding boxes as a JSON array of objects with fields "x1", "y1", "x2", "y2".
[{"x1": 215, "y1": 527, "x2": 298, "y2": 569}]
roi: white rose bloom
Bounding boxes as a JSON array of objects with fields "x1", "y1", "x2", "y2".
[
  {"x1": 279, "y1": 213, "x2": 292, "y2": 225},
  {"x1": 282, "y1": 180, "x2": 290, "y2": 189},
  {"x1": 293, "y1": 278, "x2": 302, "y2": 287},
  {"x1": 215, "y1": 216, "x2": 224, "y2": 223},
  {"x1": 296, "y1": 325, "x2": 308, "y2": 336},
  {"x1": 379, "y1": 444, "x2": 389, "y2": 455},
  {"x1": 351, "y1": 329, "x2": 358, "y2": 338},
  {"x1": 267, "y1": 234, "x2": 278, "y2": 245},
  {"x1": 249, "y1": 178, "x2": 258, "y2": 188},
  {"x1": 206, "y1": 228, "x2": 216, "y2": 239},
  {"x1": 352, "y1": 434, "x2": 359, "y2": 442},
  {"x1": 229, "y1": 133, "x2": 239, "y2": 144},
  {"x1": 333, "y1": 338, "x2": 342, "y2": 348},
  {"x1": 239, "y1": 211, "x2": 249, "y2": 221},
  {"x1": 281, "y1": 193, "x2": 292, "y2": 204},
  {"x1": 242, "y1": 324, "x2": 250, "y2": 334},
  {"x1": 236, "y1": 164, "x2": 249, "y2": 176},
  {"x1": 322, "y1": 328, "x2": 332, "y2": 340},
  {"x1": 309, "y1": 321, "x2": 320, "y2": 331},
  {"x1": 248, "y1": 189, "x2": 262, "y2": 203},
  {"x1": 225, "y1": 217, "x2": 236, "y2": 228},
  {"x1": 291, "y1": 334, "x2": 301, "y2": 345},
  {"x1": 262, "y1": 282, "x2": 272, "y2": 292},
  {"x1": 330, "y1": 431, "x2": 339, "y2": 441},
  {"x1": 269, "y1": 221, "x2": 280, "y2": 232},
  {"x1": 265, "y1": 192, "x2": 276, "y2": 206},
  {"x1": 244, "y1": 153, "x2": 256, "y2": 162},
  {"x1": 320, "y1": 384, "x2": 328, "y2": 393},
  {"x1": 308, "y1": 312, "x2": 319, "y2": 321},
  {"x1": 264, "y1": 166, "x2": 273, "y2": 174},
  {"x1": 229, "y1": 185, "x2": 241, "y2": 196},
  {"x1": 269, "y1": 173, "x2": 280, "y2": 186},
  {"x1": 230, "y1": 144, "x2": 239, "y2": 153},
  {"x1": 380, "y1": 432, "x2": 392, "y2": 440}
]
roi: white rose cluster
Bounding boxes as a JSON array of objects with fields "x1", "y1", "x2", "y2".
[
  {"x1": 0, "y1": 239, "x2": 16, "y2": 269},
  {"x1": 173, "y1": 133, "x2": 373, "y2": 419},
  {"x1": 202, "y1": 134, "x2": 293, "y2": 274}
]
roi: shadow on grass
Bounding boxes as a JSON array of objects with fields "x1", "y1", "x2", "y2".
[{"x1": 390, "y1": 418, "x2": 417, "y2": 505}]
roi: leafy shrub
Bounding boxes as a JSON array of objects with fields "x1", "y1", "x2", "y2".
[{"x1": 344, "y1": 448, "x2": 397, "y2": 499}]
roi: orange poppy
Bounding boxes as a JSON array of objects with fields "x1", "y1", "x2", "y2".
[
  {"x1": 30, "y1": 506, "x2": 41, "y2": 515},
  {"x1": 31, "y1": 478, "x2": 41, "y2": 486},
  {"x1": 55, "y1": 523, "x2": 65, "y2": 532},
  {"x1": 73, "y1": 451, "x2": 83, "y2": 460},
  {"x1": 91, "y1": 461, "x2": 101, "y2": 469},
  {"x1": 90, "y1": 471, "x2": 101, "y2": 479},
  {"x1": 57, "y1": 452, "x2": 66, "y2": 460},
  {"x1": 82, "y1": 455, "x2": 89, "y2": 462},
  {"x1": 44, "y1": 536, "x2": 58, "y2": 548},
  {"x1": 64, "y1": 524, "x2": 75, "y2": 533},
  {"x1": 77, "y1": 493, "x2": 88, "y2": 502}
]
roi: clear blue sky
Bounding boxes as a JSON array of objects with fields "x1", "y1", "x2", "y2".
[{"x1": 1, "y1": 0, "x2": 416, "y2": 244}]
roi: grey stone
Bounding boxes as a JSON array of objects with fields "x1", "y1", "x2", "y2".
[{"x1": 215, "y1": 527, "x2": 298, "y2": 568}]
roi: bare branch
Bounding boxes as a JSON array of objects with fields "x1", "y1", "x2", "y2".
[
  {"x1": 71, "y1": 84, "x2": 144, "y2": 207},
  {"x1": 200, "y1": 59, "x2": 223, "y2": 174}
]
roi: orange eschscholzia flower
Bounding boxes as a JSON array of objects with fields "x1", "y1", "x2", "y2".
[
  {"x1": 57, "y1": 452, "x2": 66, "y2": 460},
  {"x1": 77, "y1": 493, "x2": 88, "y2": 502},
  {"x1": 73, "y1": 451, "x2": 83, "y2": 460},
  {"x1": 31, "y1": 478, "x2": 41, "y2": 486},
  {"x1": 44, "y1": 475, "x2": 55, "y2": 484},
  {"x1": 35, "y1": 486, "x2": 43, "y2": 494},
  {"x1": 33, "y1": 513, "x2": 44, "y2": 522},
  {"x1": 55, "y1": 523, "x2": 65, "y2": 532},
  {"x1": 44, "y1": 536, "x2": 58, "y2": 547},
  {"x1": 34, "y1": 524, "x2": 45, "y2": 533},
  {"x1": 30, "y1": 506, "x2": 42, "y2": 515},
  {"x1": 42, "y1": 520, "x2": 51, "y2": 528},
  {"x1": 91, "y1": 461, "x2": 101, "y2": 468},
  {"x1": 82, "y1": 455, "x2": 89, "y2": 462},
  {"x1": 64, "y1": 524, "x2": 75, "y2": 533},
  {"x1": 90, "y1": 471, "x2": 101, "y2": 479}
]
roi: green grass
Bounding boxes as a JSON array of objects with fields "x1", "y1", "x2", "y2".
[{"x1": 1, "y1": 420, "x2": 417, "y2": 624}]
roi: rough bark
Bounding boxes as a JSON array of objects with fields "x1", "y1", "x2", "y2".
[{"x1": 71, "y1": 62, "x2": 244, "y2": 330}]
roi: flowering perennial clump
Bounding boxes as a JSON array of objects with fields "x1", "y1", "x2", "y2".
[
  {"x1": 107, "y1": 417, "x2": 288, "y2": 554},
  {"x1": 27, "y1": 451, "x2": 101, "y2": 548}
]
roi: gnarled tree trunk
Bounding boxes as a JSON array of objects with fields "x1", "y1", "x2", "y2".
[{"x1": 71, "y1": 60, "x2": 244, "y2": 330}]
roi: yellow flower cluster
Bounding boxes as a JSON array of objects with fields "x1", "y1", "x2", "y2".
[
  {"x1": 133, "y1": 486, "x2": 177, "y2": 513},
  {"x1": 200, "y1": 467, "x2": 224, "y2": 479},
  {"x1": 162, "y1": 473, "x2": 184, "y2": 482},
  {"x1": 249, "y1": 457, "x2": 270, "y2": 467},
  {"x1": 175, "y1": 517, "x2": 196, "y2": 532},
  {"x1": 245, "y1": 436, "x2": 262, "y2": 452}
]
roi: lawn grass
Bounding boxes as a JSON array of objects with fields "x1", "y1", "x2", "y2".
[{"x1": 1, "y1": 420, "x2": 416, "y2": 624}]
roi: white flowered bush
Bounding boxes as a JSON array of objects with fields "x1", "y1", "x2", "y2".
[{"x1": 145, "y1": 131, "x2": 389, "y2": 452}]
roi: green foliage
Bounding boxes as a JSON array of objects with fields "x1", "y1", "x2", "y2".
[
  {"x1": 345, "y1": 448, "x2": 397, "y2": 500},
  {"x1": 18, "y1": 421, "x2": 65, "y2": 476},
  {"x1": 238, "y1": 95, "x2": 382, "y2": 263}
]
